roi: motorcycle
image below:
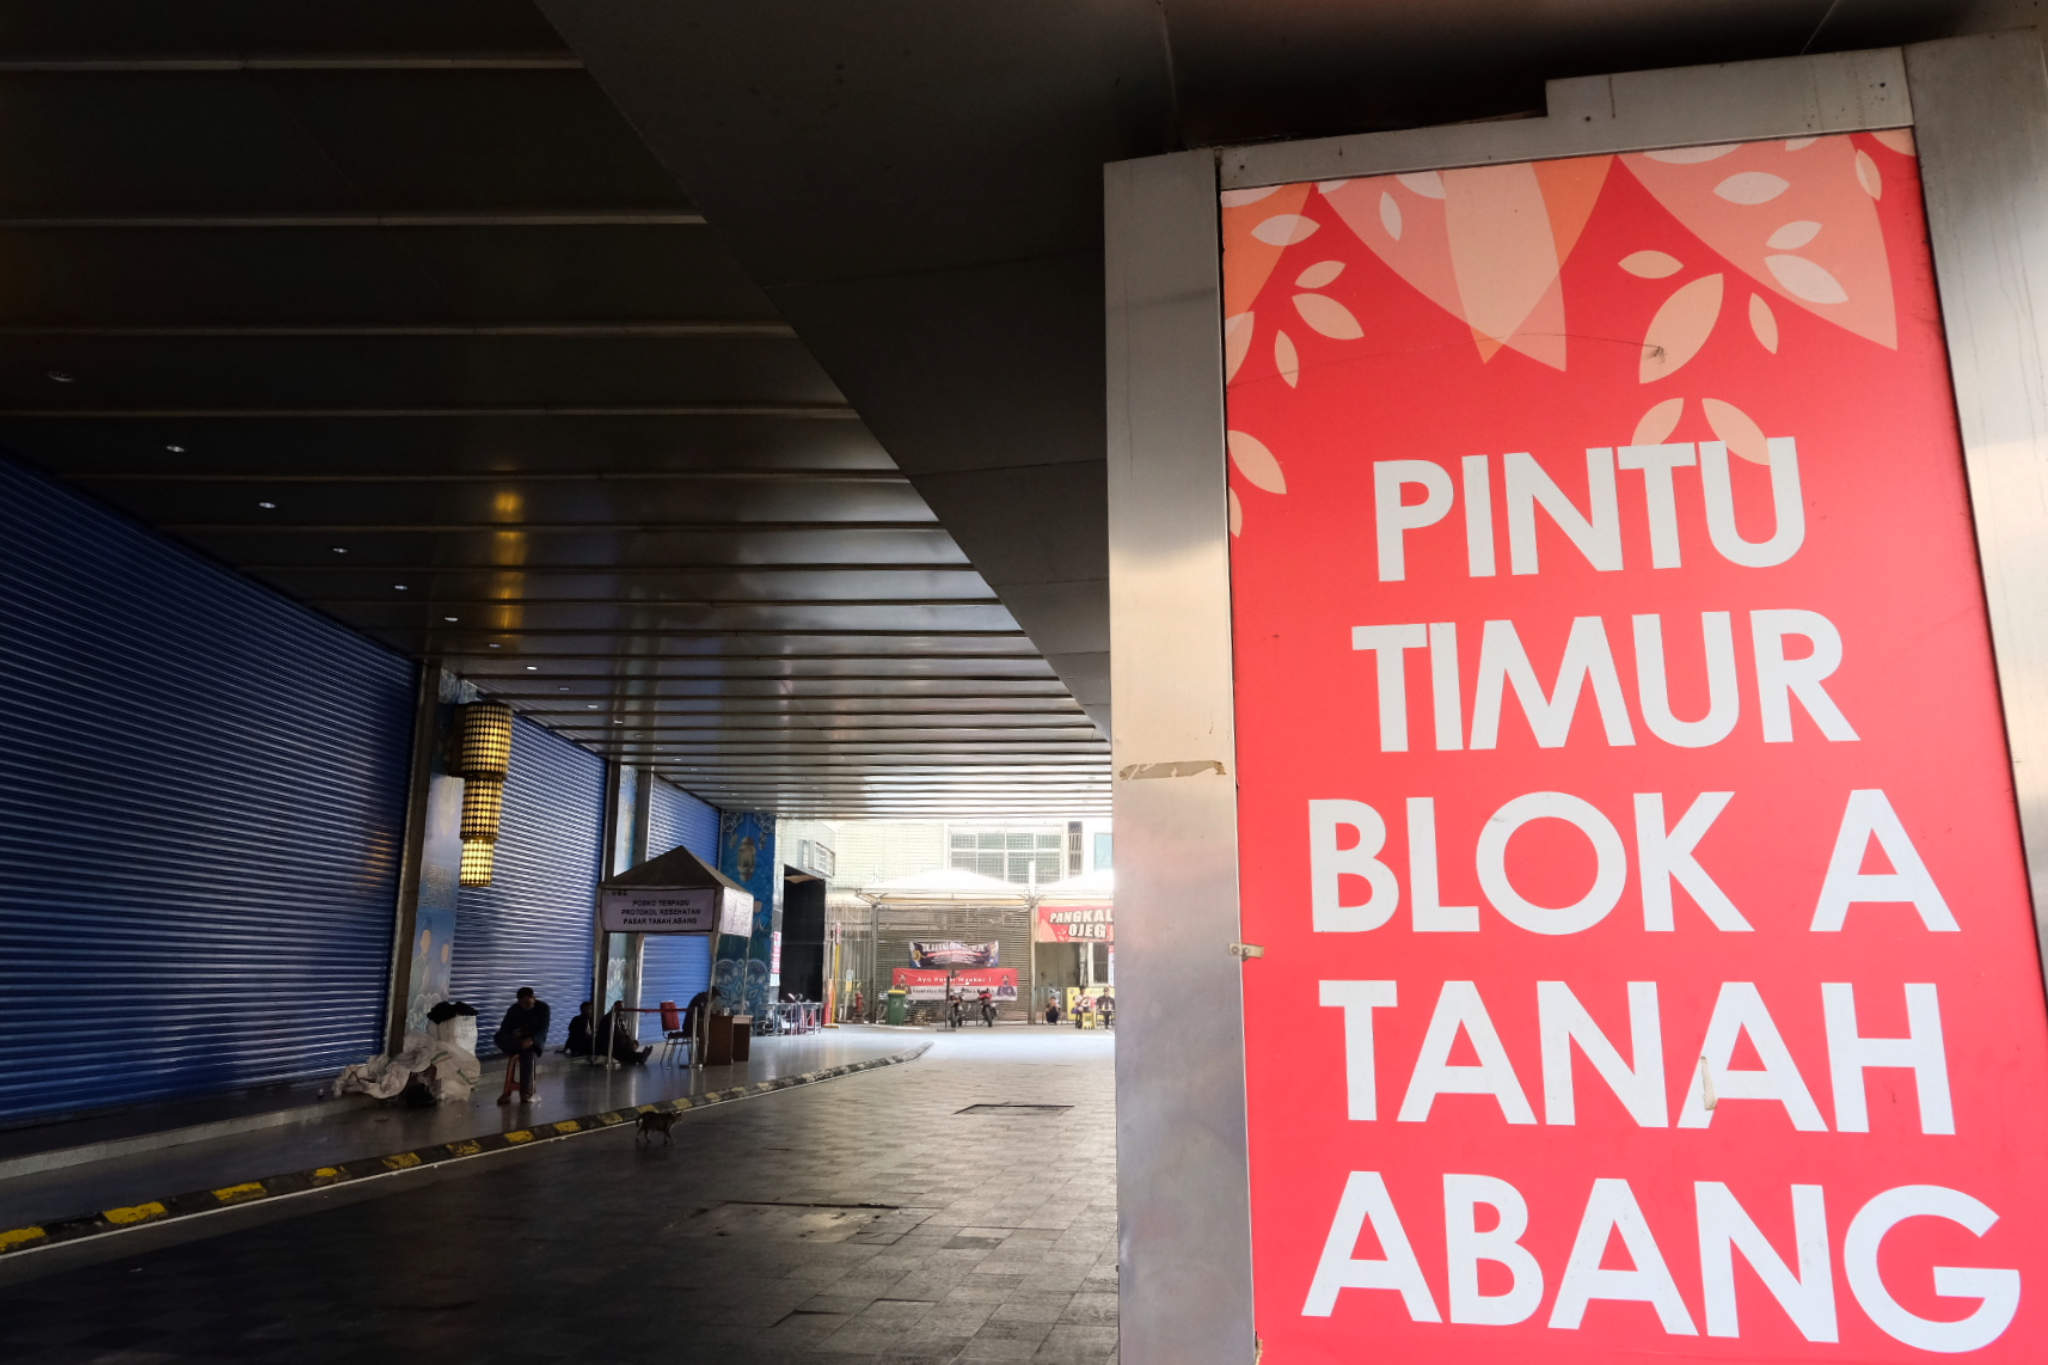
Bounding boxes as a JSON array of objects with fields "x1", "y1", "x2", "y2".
[
  {"x1": 979, "y1": 994, "x2": 997, "y2": 1027},
  {"x1": 947, "y1": 996, "x2": 966, "y2": 1030}
]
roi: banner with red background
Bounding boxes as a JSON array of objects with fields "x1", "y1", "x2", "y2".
[
  {"x1": 1223, "y1": 130, "x2": 2048, "y2": 1361},
  {"x1": 891, "y1": 967, "x2": 1018, "y2": 1003}
]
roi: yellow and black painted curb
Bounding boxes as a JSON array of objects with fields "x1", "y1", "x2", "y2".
[{"x1": 0, "y1": 1042, "x2": 932, "y2": 1259}]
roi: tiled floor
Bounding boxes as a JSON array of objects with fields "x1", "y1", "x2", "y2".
[
  {"x1": 0, "y1": 1028, "x2": 1118, "y2": 1363},
  {"x1": 0, "y1": 1029, "x2": 917, "y2": 1232}
]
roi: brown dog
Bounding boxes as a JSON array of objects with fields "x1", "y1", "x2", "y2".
[{"x1": 636, "y1": 1110, "x2": 679, "y2": 1144}]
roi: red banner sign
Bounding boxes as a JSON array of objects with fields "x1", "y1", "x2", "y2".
[
  {"x1": 890, "y1": 967, "x2": 1019, "y2": 1003},
  {"x1": 1224, "y1": 131, "x2": 2048, "y2": 1360},
  {"x1": 1037, "y1": 905, "x2": 1114, "y2": 943}
]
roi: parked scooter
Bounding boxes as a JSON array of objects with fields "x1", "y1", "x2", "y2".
[{"x1": 979, "y1": 990, "x2": 997, "y2": 1027}]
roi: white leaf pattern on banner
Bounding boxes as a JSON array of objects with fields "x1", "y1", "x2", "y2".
[
  {"x1": 1275, "y1": 330, "x2": 1300, "y2": 388},
  {"x1": 1219, "y1": 187, "x2": 1280, "y2": 207},
  {"x1": 1644, "y1": 144, "x2": 1737, "y2": 164},
  {"x1": 1227, "y1": 430, "x2": 1288, "y2": 494},
  {"x1": 1703, "y1": 398, "x2": 1770, "y2": 464},
  {"x1": 1251, "y1": 214, "x2": 1319, "y2": 245},
  {"x1": 1855, "y1": 149, "x2": 1882, "y2": 199},
  {"x1": 1632, "y1": 397, "x2": 1684, "y2": 446},
  {"x1": 1766, "y1": 221, "x2": 1821, "y2": 250},
  {"x1": 1620, "y1": 251, "x2": 1683, "y2": 278},
  {"x1": 1395, "y1": 170, "x2": 1445, "y2": 199},
  {"x1": 1228, "y1": 487, "x2": 1243, "y2": 537},
  {"x1": 1224, "y1": 313, "x2": 1253, "y2": 383},
  {"x1": 1640, "y1": 274, "x2": 1724, "y2": 383},
  {"x1": 1294, "y1": 293, "x2": 1364, "y2": 340},
  {"x1": 1379, "y1": 191, "x2": 1403, "y2": 240},
  {"x1": 1713, "y1": 172, "x2": 1791, "y2": 205},
  {"x1": 1295, "y1": 260, "x2": 1345, "y2": 289},
  {"x1": 1872, "y1": 129, "x2": 1916, "y2": 156},
  {"x1": 1765, "y1": 254, "x2": 1849, "y2": 305},
  {"x1": 1749, "y1": 295, "x2": 1780, "y2": 353}
]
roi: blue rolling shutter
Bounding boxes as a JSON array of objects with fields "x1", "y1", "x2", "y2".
[
  {"x1": 640, "y1": 779, "x2": 719, "y2": 1023},
  {"x1": 0, "y1": 458, "x2": 414, "y2": 1122},
  {"x1": 452, "y1": 715, "x2": 603, "y2": 1053}
]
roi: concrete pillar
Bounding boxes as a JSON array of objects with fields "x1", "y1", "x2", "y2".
[{"x1": 384, "y1": 666, "x2": 474, "y2": 1051}]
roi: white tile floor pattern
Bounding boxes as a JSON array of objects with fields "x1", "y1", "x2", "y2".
[{"x1": 0, "y1": 1028, "x2": 1119, "y2": 1364}]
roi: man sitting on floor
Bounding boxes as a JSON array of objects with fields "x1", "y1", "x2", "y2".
[{"x1": 566, "y1": 1000, "x2": 652, "y2": 1065}]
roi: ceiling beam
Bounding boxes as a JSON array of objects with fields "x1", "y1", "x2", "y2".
[
  {"x1": 305, "y1": 595, "x2": 998, "y2": 608},
  {"x1": 166, "y1": 519, "x2": 933, "y2": 533},
  {"x1": 88, "y1": 470, "x2": 904, "y2": 486},
  {"x1": 0, "y1": 56, "x2": 585, "y2": 73},
  {"x1": 0, "y1": 211, "x2": 701, "y2": 229},
  {"x1": 245, "y1": 562, "x2": 979, "y2": 574},
  {"x1": 0, "y1": 321, "x2": 795, "y2": 339},
  {"x1": 10, "y1": 404, "x2": 858, "y2": 420}
]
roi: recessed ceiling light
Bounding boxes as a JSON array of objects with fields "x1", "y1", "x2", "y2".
[
  {"x1": 556, "y1": 685, "x2": 568, "y2": 691},
  {"x1": 487, "y1": 642, "x2": 500, "y2": 649},
  {"x1": 330, "y1": 546, "x2": 348, "y2": 555},
  {"x1": 393, "y1": 584, "x2": 408, "y2": 592},
  {"x1": 257, "y1": 500, "x2": 277, "y2": 510},
  {"x1": 586, "y1": 704, "x2": 599, "y2": 710},
  {"x1": 46, "y1": 370, "x2": 73, "y2": 384},
  {"x1": 443, "y1": 615, "x2": 459, "y2": 623},
  {"x1": 613, "y1": 719, "x2": 624, "y2": 725},
  {"x1": 165, "y1": 443, "x2": 185, "y2": 454}
]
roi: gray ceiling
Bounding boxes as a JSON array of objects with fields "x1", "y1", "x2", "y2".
[
  {"x1": 0, "y1": 2, "x2": 1109, "y2": 820},
  {"x1": 2, "y1": 0, "x2": 2033, "y2": 820},
  {"x1": 538, "y1": 0, "x2": 2035, "y2": 746}
]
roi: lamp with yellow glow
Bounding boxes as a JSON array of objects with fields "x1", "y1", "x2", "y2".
[{"x1": 456, "y1": 701, "x2": 514, "y2": 887}]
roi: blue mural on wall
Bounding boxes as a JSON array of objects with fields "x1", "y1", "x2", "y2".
[{"x1": 716, "y1": 809, "x2": 781, "y2": 1019}]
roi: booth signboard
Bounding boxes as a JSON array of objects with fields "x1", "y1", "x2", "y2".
[
  {"x1": 1220, "y1": 125, "x2": 2048, "y2": 1359},
  {"x1": 598, "y1": 885, "x2": 716, "y2": 934},
  {"x1": 716, "y1": 884, "x2": 752, "y2": 937},
  {"x1": 1036, "y1": 905, "x2": 1113, "y2": 943},
  {"x1": 891, "y1": 967, "x2": 1018, "y2": 1002}
]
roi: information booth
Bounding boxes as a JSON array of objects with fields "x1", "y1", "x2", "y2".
[{"x1": 594, "y1": 844, "x2": 754, "y2": 1071}]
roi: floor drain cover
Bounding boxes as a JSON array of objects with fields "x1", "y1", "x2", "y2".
[{"x1": 956, "y1": 1103, "x2": 1072, "y2": 1115}]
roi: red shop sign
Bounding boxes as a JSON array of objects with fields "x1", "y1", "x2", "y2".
[
  {"x1": 1037, "y1": 904, "x2": 1115, "y2": 943},
  {"x1": 1223, "y1": 133, "x2": 2048, "y2": 1360}
]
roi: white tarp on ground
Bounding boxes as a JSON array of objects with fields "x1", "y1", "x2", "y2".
[{"x1": 331, "y1": 1030, "x2": 481, "y2": 1103}]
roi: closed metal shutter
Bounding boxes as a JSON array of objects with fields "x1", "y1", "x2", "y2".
[
  {"x1": 646, "y1": 777, "x2": 718, "y2": 863},
  {"x1": 0, "y1": 460, "x2": 415, "y2": 1122},
  {"x1": 452, "y1": 715, "x2": 603, "y2": 1054},
  {"x1": 640, "y1": 778, "x2": 718, "y2": 1027},
  {"x1": 874, "y1": 904, "x2": 1035, "y2": 1021}
]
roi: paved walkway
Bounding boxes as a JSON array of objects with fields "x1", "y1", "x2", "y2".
[
  {"x1": 1, "y1": 1028, "x2": 1118, "y2": 1364},
  {"x1": 0, "y1": 1030, "x2": 917, "y2": 1234}
]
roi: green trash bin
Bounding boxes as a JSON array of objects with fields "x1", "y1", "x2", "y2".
[{"x1": 885, "y1": 989, "x2": 908, "y2": 1026}]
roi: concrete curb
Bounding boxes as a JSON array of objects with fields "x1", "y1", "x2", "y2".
[{"x1": 0, "y1": 1042, "x2": 932, "y2": 1259}]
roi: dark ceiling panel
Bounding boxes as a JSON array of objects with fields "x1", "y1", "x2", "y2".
[
  {"x1": 0, "y1": 3, "x2": 1106, "y2": 819},
  {"x1": 0, "y1": 1, "x2": 567, "y2": 57},
  {"x1": 0, "y1": 414, "x2": 892, "y2": 475},
  {"x1": 0, "y1": 336, "x2": 843, "y2": 409},
  {"x1": 0, "y1": 225, "x2": 778, "y2": 324}
]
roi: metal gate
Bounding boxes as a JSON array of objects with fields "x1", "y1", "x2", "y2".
[
  {"x1": 0, "y1": 458, "x2": 415, "y2": 1122},
  {"x1": 639, "y1": 777, "x2": 719, "y2": 1024},
  {"x1": 451, "y1": 714, "x2": 604, "y2": 1052}
]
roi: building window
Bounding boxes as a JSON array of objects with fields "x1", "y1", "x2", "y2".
[
  {"x1": 1093, "y1": 832, "x2": 1113, "y2": 870},
  {"x1": 950, "y1": 828, "x2": 1063, "y2": 885}
]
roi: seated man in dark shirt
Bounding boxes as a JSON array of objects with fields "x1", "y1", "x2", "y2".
[{"x1": 494, "y1": 987, "x2": 550, "y2": 1104}]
